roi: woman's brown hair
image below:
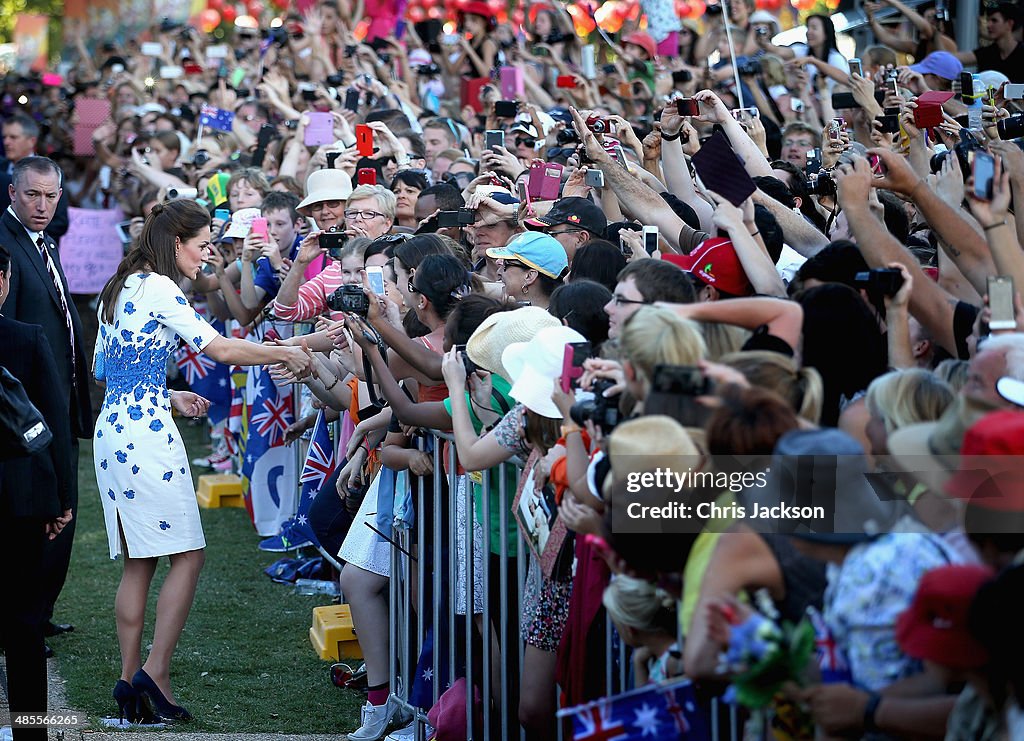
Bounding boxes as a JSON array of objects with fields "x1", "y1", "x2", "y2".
[{"x1": 99, "y1": 199, "x2": 210, "y2": 324}]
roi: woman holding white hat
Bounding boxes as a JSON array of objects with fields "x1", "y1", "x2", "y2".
[{"x1": 441, "y1": 322, "x2": 586, "y2": 739}]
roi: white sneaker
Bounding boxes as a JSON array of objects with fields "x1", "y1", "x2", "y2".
[
  {"x1": 384, "y1": 720, "x2": 417, "y2": 740},
  {"x1": 346, "y1": 696, "x2": 412, "y2": 741}
]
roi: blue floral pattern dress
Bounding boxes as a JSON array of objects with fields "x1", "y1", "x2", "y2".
[{"x1": 93, "y1": 273, "x2": 220, "y2": 560}]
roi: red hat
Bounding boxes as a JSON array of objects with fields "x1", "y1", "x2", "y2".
[
  {"x1": 460, "y1": 0, "x2": 493, "y2": 19},
  {"x1": 622, "y1": 32, "x2": 657, "y2": 60},
  {"x1": 945, "y1": 410, "x2": 1024, "y2": 511},
  {"x1": 661, "y1": 238, "x2": 753, "y2": 297},
  {"x1": 895, "y1": 564, "x2": 993, "y2": 670}
]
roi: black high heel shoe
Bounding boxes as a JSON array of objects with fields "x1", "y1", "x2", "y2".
[
  {"x1": 131, "y1": 669, "x2": 193, "y2": 722},
  {"x1": 112, "y1": 679, "x2": 155, "y2": 724}
]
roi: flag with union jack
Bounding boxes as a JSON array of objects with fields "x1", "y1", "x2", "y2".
[
  {"x1": 241, "y1": 363, "x2": 297, "y2": 536},
  {"x1": 807, "y1": 607, "x2": 852, "y2": 684},
  {"x1": 558, "y1": 677, "x2": 707, "y2": 741},
  {"x1": 174, "y1": 338, "x2": 231, "y2": 424},
  {"x1": 287, "y1": 409, "x2": 336, "y2": 551}
]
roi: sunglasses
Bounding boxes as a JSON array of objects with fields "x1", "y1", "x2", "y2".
[
  {"x1": 501, "y1": 259, "x2": 530, "y2": 271},
  {"x1": 515, "y1": 136, "x2": 537, "y2": 148}
]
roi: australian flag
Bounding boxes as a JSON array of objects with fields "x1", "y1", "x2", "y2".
[
  {"x1": 289, "y1": 410, "x2": 336, "y2": 548},
  {"x1": 199, "y1": 105, "x2": 235, "y2": 133},
  {"x1": 559, "y1": 678, "x2": 707, "y2": 741},
  {"x1": 174, "y1": 340, "x2": 231, "y2": 424},
  {"x1": 808, "y1": 607, "x2": 852, "y2": 684},
  {"x1": 241, "y1": 365, "x2": 297, "y2": 536}
]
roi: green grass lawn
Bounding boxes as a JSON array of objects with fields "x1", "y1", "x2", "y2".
[{"x1": 55, "y1": 418, "x2": 363, "y2": 733}]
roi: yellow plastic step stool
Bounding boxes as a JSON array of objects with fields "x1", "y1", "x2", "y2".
[
  {"x1": 310, "y1": 604, "x2": 363, "y2": 661},
  {"x1": 196, "y1": 473, "x2": 244, "y2": 508}
]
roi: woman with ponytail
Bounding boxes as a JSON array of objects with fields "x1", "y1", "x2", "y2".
[{"x1": 93, "y1": 199, "x2": 313, "y2": 724}]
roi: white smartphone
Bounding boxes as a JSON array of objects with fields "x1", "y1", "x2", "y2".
[
  {"x1": 160, "y1": 65, "x2": 184, "y2": 79},
  {"x1": 1004, "y1": 83, "x2": 1024, "y2": 100},
  {"x1": 988, "y1": 276, "x2": 1017, "y2": 331},
  {"x1": 642, "y1": 225, "x2": 659, "y2": 255},
  {"x1": 581, "y1": 45, "x2": 596, "y2": 80},
  {"x1": 206, "y1": 44, "x2": 230, "y2": 59},
  {"x1": 141, "y1": 42, "x2": 163, "y2": 57},
  {"x1": 366, "y1": 266, "x2": 386, "y2": 295}
]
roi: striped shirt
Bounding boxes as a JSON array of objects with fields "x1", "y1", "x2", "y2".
[{"x1": 272, "y1": 261, "x2": 345, "y2": 321}]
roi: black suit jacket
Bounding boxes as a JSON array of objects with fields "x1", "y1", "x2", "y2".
[
  {"x1": 0, "y1": 158, "x2": 70, "y2": 239},
  {"x1": 0, "y1": 209, "x2": 93, "y2": 438},
  {"x1": 0, "y1": 316, "x2": 73, "y2": 518}
]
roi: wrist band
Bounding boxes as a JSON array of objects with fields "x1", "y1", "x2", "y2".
[
  {"x1": 323, "y1": 374, "x2": 340, "y2": 391},
  {"x1": 983, "y1": 220, "x2": 1008, "y2": 232},
  {"x1": 661, "y1": 130, "x2": 682, "y2": 141},
  {"x1": 560, "y1": 423, "x2": 583, "y2": 437},
  {"x1": 748, "y1": 230, "x2": 760, "y2": 237}
]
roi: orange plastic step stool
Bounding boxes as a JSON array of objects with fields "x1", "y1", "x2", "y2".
[{"x1": 309, "y1": 604, "x2": 363, "y2": 661}]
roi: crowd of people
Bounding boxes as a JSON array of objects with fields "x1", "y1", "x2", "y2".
[{"x1": 4, "y1": 0, "x2": 1024, "y2": 738}]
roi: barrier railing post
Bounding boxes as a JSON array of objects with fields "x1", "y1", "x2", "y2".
[
  {"x1": 431, "y1": 434, "x2": 441, "y2": 706},
  {"x1": 481, "y1": 465, "x2": 492, "y2": 738},
  {"x1": 498, "y1": 462, "x2": 511, "y2": 740}
]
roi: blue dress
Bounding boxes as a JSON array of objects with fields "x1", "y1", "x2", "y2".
[{"x1": 93, "y1": 273, "x2": 220, "y2": 560}]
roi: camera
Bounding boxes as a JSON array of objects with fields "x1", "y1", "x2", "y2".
[
  {"x1": 319, "y1": 228, "x2": 348, "y2": 258},
  {"x1": 569, "y1": 379, "x2": 622, "y2": 435},
  {"x1": 854, "y1": 268, "x2": 904, "y2": 297},
  {"x1": 455, "y1": 345, "x2": 478, "y2": 377},
  {"x1": 415, "y1": 63, "x2": 441, "y2": 76},
  {"x1": 326, "y1": 73, "x2": 344, "y2": 87},
  {"x1": 167, "y1": 187, "x2": 198, "y2": 200},
  {"x1": 756, "y1": 26, "x2": 769, "y2": 37},
  {"x1": 804, "y1": 172, "x2": 836, "y2": 197},
  {"x1": 556, "y1": 127, "x2": 580, "y2": 145},
  {"x1": 671, "y1": 69, "x2": 692, "y2": 84},
  {"x1": 586, "y1": 114, "x2": 612, "y2": 133},
  {"x1": 326, "y1": 284, "x2": 370, "y2": 316},
  {"x1": 929, "y1": 130, "x2": 980, "y2": 178},
  {"x1": 437, "y1": 208, "x2": 477, "y2": 228},
  {"x1": 734, "y1": 57, "x2": 762, "y2": 76},
  {"x1": 998, "y1": 113, "x2": 1024, "y2": 141}
]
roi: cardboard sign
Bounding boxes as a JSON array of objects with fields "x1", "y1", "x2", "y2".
[{"x1": 61, "y1": 208, "x2": 125, "y2": 294}]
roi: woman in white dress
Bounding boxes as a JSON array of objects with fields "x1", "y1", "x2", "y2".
[{"x1": 93, "y1": 199, "x2": 312, "y2": 723}]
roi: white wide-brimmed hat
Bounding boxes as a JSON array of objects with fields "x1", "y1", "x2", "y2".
[
  {"x1": 502, "y1": 326, "x2": 586, "y2": 418},
  {"x1": 223, "y1": 207, "x2": 262, "y2": 239},
  {"x1": 297, "y1": 168, "x2": 353, "y2": 213}
]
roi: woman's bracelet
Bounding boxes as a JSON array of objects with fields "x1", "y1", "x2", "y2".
[
  {"x1": 983, "y1": 220, "x2": 1008, "y2": 232},
  {"x1": 661, "y1": 130, "x2": 682, "y2": 141},
  {"x1": 323, "y1": 374, "x2": 340, "y2": 391}
]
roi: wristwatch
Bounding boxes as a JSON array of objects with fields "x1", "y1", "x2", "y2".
[{"x1": 863, "y1": 692, "x2": 882, "y2": 734}]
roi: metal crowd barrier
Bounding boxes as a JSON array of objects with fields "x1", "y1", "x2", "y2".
[{"x1": 381, "y1": 429, "x2": 742, "y2": 741}]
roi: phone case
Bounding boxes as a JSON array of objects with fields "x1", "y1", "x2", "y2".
[
  {"x1": 690, "y1": 132, "x2": 757, "y2": 207},
  {"x1": 500, "y1": 66, "x2": 524, "y2": 99},
  {"x1": 304, "y1": 112, "x2": 335, "y2": 146},
  {"x1": 356, "y1": 125, "x2": 374, "y2": 157},
  {"x1": 527, "y1": 161, "x2": 563, "y2": 200}
]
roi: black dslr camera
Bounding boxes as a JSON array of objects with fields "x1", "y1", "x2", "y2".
[
  {"x1": 569, "y1": 379, "x2": 622, "y2": 434},
  {"x1": 855, "y1": 268, "x2": 904, "y2": 298},
  {"x1": 326, "y1": 285, "x2": 370, "y2": 316},
  {"x1": 319, "y1": 228, "x2": 348, "y2": 258}
]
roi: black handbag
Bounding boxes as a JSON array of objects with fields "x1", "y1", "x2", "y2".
[{"x1": 0, "y1": 366, "x2": 52, "y2": 460}]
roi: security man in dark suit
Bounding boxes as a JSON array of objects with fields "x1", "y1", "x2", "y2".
[
  {"x1": 0, "y1": 156, "x2": 92, "y2": 643},
  {"x1": 0, "y1": 114, "x2": 70, "y2": 240},
  {"x1": 0, "y1": 243, "x2": 73, "y2": 741}
]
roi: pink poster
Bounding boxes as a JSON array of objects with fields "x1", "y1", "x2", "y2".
[{"x1": 60, "y1": 208, "x2": 126, "y2": 295}]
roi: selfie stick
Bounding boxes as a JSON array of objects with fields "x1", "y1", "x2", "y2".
[{"x1": 720, "y1": 0, "x2": 746, "y2": 108}]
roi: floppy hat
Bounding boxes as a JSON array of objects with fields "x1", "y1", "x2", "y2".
[
  {"x1": 662, "y1": 237, "x2": 753, "y2": 297},
  {"x1": 895, "y1": 564, "x2": 993, "y2": 670},
  {"x1": 910, "y1": 51, "x2": 963, "y2": 81},
  {"x1": 604, "y1": 415, "x2": 703, "y2": 496},
  {"x1": 501, "y1": 326, "x2": 586, "y2": 417},
  {"x1": 525, "y1": 196, "x2": 607, "y2": 237},
  {"x1": 997, "y1": 376, "x2": 1024, "y2": 407},
  {"x1": 298, "y1": 168, "x2": 354, "y2": 213},
  {"x1": 756, "y1": 428, "x2": 908, "y2": 544},
  {"x1": 622, "y1": 31, "x2": 657, "y2": 59},
  {"x1": 224, "y1": 207, "x2": 261, "y2": 239},
  {"x1": 486, "y1": 232, "x2": 569, "y2": 279},
  {"x1": 749, "y1": 10, "x2": 781, "y2": 33},
  {"x1": 887, "y1": 394, "x2": 1004, "y2": 494},
  {"x1": 465, "y1": 307, "x2": 560, "y2": 383}
]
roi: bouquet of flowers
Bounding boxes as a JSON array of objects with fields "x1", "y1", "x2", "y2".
[{"x1": 712, "y1": 590, "x2": 816, "y2": 710}]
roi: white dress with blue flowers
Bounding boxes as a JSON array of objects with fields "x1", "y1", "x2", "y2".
[{"x1": 93, "y1": 273, "x2": 220, "y2": 560}]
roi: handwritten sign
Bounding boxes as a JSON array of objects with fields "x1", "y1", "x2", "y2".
[{"x1": 61, "y1": 207, "x2": 125, "y2": 295}]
